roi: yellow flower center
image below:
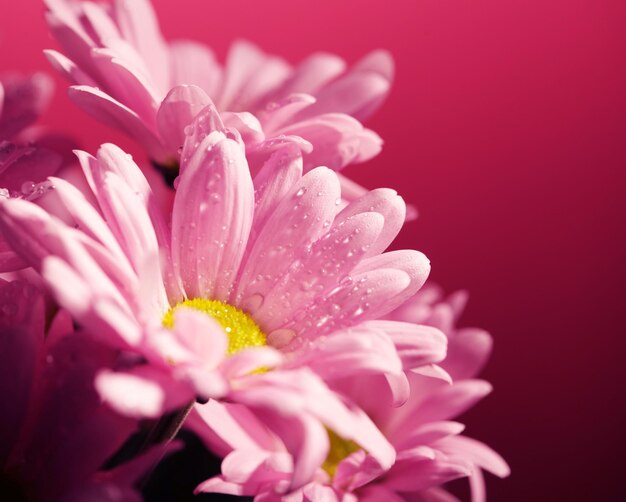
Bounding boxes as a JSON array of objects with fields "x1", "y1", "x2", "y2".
[
  {"x1": 163, "y1": 298, "x2": 266, "y2": 355},
  {"x1": 321, "y1": 429, "x2": 361, "y2": 478}
]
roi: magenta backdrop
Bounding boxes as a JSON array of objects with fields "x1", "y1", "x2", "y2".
[{"x1": 2, "y1": 1, "x2": 626, "y2": 500}]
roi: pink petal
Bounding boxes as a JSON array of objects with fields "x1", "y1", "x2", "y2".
[
  {"x1": 412, "y1": 364, "x2": 453, "y2": 384},
  {"x1": 358, "y1": 484, "x2": 406, "y2": 502},
  {"x1": 257, "y1": 93, "x2": 317, "y2": 134},
  {"x1": 220, "y1": 347, "x2": 284, "y2": 379},
  {"x1": 290, "y1": 325, "x2": 402, "y2": 380},
  {"x1": 261, "y1": 211, "x2": 385, "y2": 337},
  {"x1": 234, "y1": 166, "x2": 340, "y2": 323},
  {"x1": 290, "y1": 267, "x2": 410, "y2": 341},
  {"x1": 172, "y1": 130, "x2": 254, "y2": 301},
  {"x1": 81, "y1": 2, "x2": 121, "y2": 43},
  {"x1": 178, "y1": 103, "x2": 225, "y2": 175},
  {"x1": 352, "y1": 250, "x2": 431, "y2": 317},
  {"x1": 276, "y1": 113, "x2": 372, "y2": 171},
  {"x1": 250, "y1": 143, "x2": 304, "y2": 244},
  {"x1": 156, "y1": 84, "x2": 212, "y2": 156},
  {"x1": 191, "y1": 400, "x2": 281, "y2": 457},
  {"x1": 95, "y1": 366, "x2": 193, "y2": 419},
  {"x1": 397, "y1": 421, "x2": 466, "y2": 451},
  {"x1": 171, "y1": 308, "x2": 228, "y2": 367},
  {"x1": 294, "y1": 72, "x2": 390, "y2": 123},
  {"x1": 361, "y1": 320, "x2": 447, "y2": 369},
  {"x1": 47, "y1": 176, "x2": 131, "y2": 269},
  {"x1": 274, "y1": 52, "x2": 346, "y2": 96},
  {"x1": 169, "y1": 40, "x2": 222, "y2": 98},
  {"x1": 444, "y1": 328, "x2": 493, "y2": 380},
  {"x1": 92, "y1": 145, "x2": 173, "y2": 270},
  {"x1": 219, "y1": 40, "x2": 290, "y2": 112},
  {"x1": 438, "y1": 435, "x2": 510, "y2": 478},
  {"x1": 0, "y1": 143, "x2": 62, "y2": 195},
  {"x1": 68, "y1": 85, "x2": 165, "y2": 160},
  {"x1": 334, "y1": 188, "x2": 406, "y2": 258},
  {"x1": 112, "y1": 0, "x2": 170, "y2": 94},
  {"x1": 353, "y1": 50, "x2": 395, "y2": 81},
  {"x1": 89, "y1": 46, "x2": 160, "y2": 125},
  {"x1": 384, "y1": 451, "x2": 471, "y2": 492},
  {"x1": 0, "y1": 73, "x2": 53, "y2": 138},
  {"x1": 412, "y1": 379, "x2": 493, "y2": 425},
  {"x1": 195, "y1": 476, "x2": 246, "y2": 496},
  {"x1": 94, "y1": 171, "x2": 162, "y2": 279},
  {"x1": 222, "y1": 111, "x2": 266, "y2": 145},
  {"x1": 45, "y1": 0, "x2": 98, "y2": 69}
]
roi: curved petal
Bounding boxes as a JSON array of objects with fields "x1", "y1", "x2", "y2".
[
  {"x1": 335, "y1": 188, "x2": 406, "y2": 258},
  {"x1": 156, "y1": 84, "x2": 212, "y2": 157},
  {"x1": 172, "y1": 130, "x2": 254, "y2": 301},
  {"x1": 234, "y1": 166, "x2": 341, "y2": 323},
  {"x1": 67, "y1": 86, "x2": 165, "y2": 160},
  {"x1": 169, "y1": 40, "x2": 222, "y2": 98}
]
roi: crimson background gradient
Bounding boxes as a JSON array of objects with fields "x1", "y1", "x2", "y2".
[{"x1": 2, "y1": 1, "x2": 626, "y2": 500}]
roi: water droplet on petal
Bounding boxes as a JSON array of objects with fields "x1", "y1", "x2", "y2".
[
  {"x1": 20, "y1": 181, "x2": 35, "y2": 195},
  {"x1": 316, "y1": 315, "x2": 330, "y2": 327},
  {"x1": 267, "y1": 328, "x2": 296, "y2": 349},
  {"x1": 242, "y1": 294, "x2": 264, "y2": 313}
]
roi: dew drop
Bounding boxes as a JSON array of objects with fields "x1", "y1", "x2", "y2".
[
  {"x1": 20, "y1": 180, "x2": 35, "y2": 195},
  {"x1": 316, "y1": 315, "x2": 330, "y2": 327},
  {"x1": 242, "y1": 293, "x2": 264, "y2": 313},
  {"x1": 267, "y1": 328, "x2": 296, "y2": 349}
]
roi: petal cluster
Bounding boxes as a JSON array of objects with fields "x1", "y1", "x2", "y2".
[{"x1": 45, "y1": 0, "x2": 390, "y2": 172}]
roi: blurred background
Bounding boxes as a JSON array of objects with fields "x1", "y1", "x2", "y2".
[{"x1": 2, "y1": 0, "x2": 625, "y2": 500}]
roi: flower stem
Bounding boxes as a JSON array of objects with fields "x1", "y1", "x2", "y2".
[{"x1": 141, "y1": 400, "x2": 195, "y2": 449}]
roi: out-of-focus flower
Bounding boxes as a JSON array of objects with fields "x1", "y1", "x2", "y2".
[
  {"x1": 195, "y1": 286, "x2": 509, "y2": 501},
  {"x1": 0, "y1": 278, "x2": 164, "y2": 501},
  {"x1": 0, "y1": 107, "x2": 437, "y2": 489},
  {"x1": 0, "y1": 73, "x2": 62, "y2": 201},
  {"x1": 0, "y1": 73, "x2": 77, "y2": 272},
  {"x1": 0, "y1": 72, "x2": 53, "y2": 139},
  {"x1": 44, "y1": 0, "x2": 390, "y2": 173},
  {"x1": 383, "y1": 285, "x2": 510, "y2": 501}
]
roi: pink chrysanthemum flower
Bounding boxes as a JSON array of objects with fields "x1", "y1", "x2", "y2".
[
  {"x1": 194, "y1": 287, "x2": 509, "y2": 502},
  {"x1": 0, "y1": 107, "x2": 437, "y2": 489},
  {"x1": 0, "y1": 278, "x2": 167, "y2": 501},
  {"x1": 44, "y1": 0, "x2": 390, "y2": 173}
]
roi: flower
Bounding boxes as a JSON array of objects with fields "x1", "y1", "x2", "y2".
[
  {"x1": 0, "y1": 73, "x2": 63, "y2": 201},
  {"x1": 0, "y1": 72, "x2": 53, "y2": 140},
  {"x1": 0, "y1": 73, "x2": 74, "y2": 272},
  {"x1": 0, "y1": 107, "x2": 435, "y2": 489},
  {"x1": 44, "y1": 0, "x2": 390, "y2": 173},
  {"x1": 194, "y1": 286, "x2": 509, "y2": 501},
  {"x1": 0, "y1": 278, "x2": 165, "y2": 501}
]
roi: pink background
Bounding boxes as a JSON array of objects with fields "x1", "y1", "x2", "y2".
[{"x1": 2, "y1": 1, "x2": 626, "y2": 499}]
